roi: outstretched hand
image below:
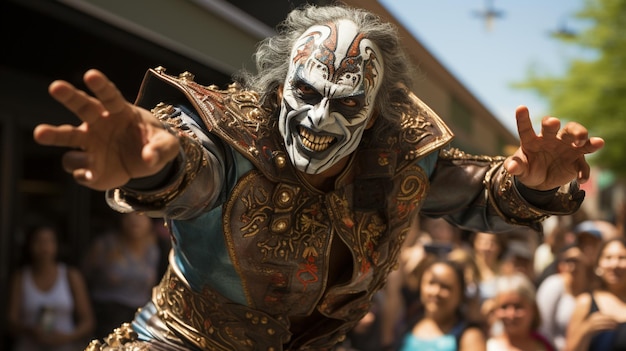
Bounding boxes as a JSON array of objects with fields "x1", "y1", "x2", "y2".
[
  {"x1": 504, "y1": 106, "x2": 605, "y2": 191},
  {"x1": 33, "y1": 69, "x2": 180, "y2": 191}
]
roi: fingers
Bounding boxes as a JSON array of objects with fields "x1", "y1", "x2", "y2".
[
  {"x1": 540, "y1": 115, "x2": 561, "y2": 139},
  {"x1": 515, "y1": 106, "x2": 537, "y2": 146},
  {"x1": 48, "y1": 80, "x2": 107, "y2": 124},
  {"x1": 559, "y1": 121, "x2": 606, "y2": 153},
  {"x1": 534, "y1": 113, "x2": 604, "y2": 156},
  {"x1": 62, "y1": 151, "x2": 94, "y2": 183},
  {"x1": 33, "y1": 124, "x2": 87, "y2": 149},
  {"x1": 576, "y1": 156, "x2": 591, "y2": 184},
  {"x1": 503, "y1": 154, "x2": 525, "y2": 176},
  {"x1": 558, "y1": 121, "x2": 588, "y2": 147},
  {"x1": 33, "y1": 124, "x2": 58, "y2": 146},
  {"x1": 62, "y1": 151, "x2": 92, "y2": 173},
  {"x1": 572, "y1": 136, "x2": 605, "y2": 155},
  {"x1": 82, "y1": 69, "x2": 129, "y2": 115},
  {"x1": 48, "y1": 69, "x2": 129, "y2": 124},
  {"x1": 516, "y1": 107, "x2": 603, "y2": 155},
  {"x1": 142, "y1": 129, "x2": 181, "y2": 168},
  {"x1": 587, "y1": 136, "x2": 606, "y2": 153}
]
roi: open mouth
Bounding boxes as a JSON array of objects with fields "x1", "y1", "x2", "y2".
[{"x1": 298, "y1": 126, "x2": 337, "y2": 152}]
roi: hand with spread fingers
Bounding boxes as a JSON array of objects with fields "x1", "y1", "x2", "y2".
[
  {"x1": 33, "y1": 69, "x2": 180, "y2": 190},
  {"x1": 504, "y1": 105, "x2": 605, "y2": 191}
]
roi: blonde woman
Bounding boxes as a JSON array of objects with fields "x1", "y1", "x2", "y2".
[{"x1": 487, "y1": 273, "x2": 555, "y2": 351}]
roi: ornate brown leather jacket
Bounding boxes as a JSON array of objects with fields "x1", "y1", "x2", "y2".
[{"x1": 95, "y1": 67, "x2": 584, "y2": 351}]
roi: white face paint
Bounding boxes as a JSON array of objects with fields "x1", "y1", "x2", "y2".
[{"x1": 279, "y1": 19, "x2": 384, "y2": 174}]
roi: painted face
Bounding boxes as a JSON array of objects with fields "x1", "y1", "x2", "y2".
[{"x1": 279, "y1": 19, "x2": 384, "y2": 174}]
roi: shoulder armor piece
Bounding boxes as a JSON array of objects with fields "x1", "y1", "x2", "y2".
[
  {"x1": 357, "y1": 85, "x2": 454, "y2": 178},
  {"x1": 135, "y1": 67, "x2": 298, "y2": 183}
]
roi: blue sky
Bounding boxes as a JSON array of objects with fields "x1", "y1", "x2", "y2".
[{"x1": 379, "y1": 0, "x2": 588, "y2": 135}]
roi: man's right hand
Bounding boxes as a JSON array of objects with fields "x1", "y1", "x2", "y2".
[{"x1": 33, "y1": 69, "x2": 180, "y2": 191}]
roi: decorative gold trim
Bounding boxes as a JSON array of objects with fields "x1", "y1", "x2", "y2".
[
  {"x1": 152, "y1": 266, "x2": 291, "y2": 351},
  {"x1": 83, "y1": 323, "x2": 149, "y2": 351},
  {"x1": 485, "y1": 165, "x2": 549, "y2": 226},
  {"x1": 401, "y1": 90, "x2": 454, "y2": 161}
]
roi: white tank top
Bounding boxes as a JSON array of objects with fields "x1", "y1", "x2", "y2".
[
  {"x1": 14, "y1": 264, "x2": 82, "y2": 351},
  {"x1": 20, "y1": 264, "x2": 76, "y2": 333}
]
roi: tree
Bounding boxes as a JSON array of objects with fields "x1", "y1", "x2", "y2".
[{"x1": 515, "y1": 0, "x2": 626, "y2": 179}]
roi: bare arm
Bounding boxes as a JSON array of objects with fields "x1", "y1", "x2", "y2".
[
  {"x1": 564, "y1": 292, "x2": 618, "y2": 351},
  {"x1": 459, "y1": 327, "x2": 487, "y2": 351},
  {"x1": 7, "y1": 271, "x2": 30, "y2": 336}
]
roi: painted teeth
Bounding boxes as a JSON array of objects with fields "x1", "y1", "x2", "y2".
[{"x1": 299, "y1": 127, "x2": 335, "y2": 151}]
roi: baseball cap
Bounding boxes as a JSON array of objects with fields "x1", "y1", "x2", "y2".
[{"x1": 573, "y1": 220, "x2": 603, "y2": 240}]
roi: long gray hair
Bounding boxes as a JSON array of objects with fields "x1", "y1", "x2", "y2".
[{"x1": 238, "y1": 3, "x2": 415, "y2": 130}]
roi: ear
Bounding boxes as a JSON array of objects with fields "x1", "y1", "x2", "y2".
[{"x1": 365, "y1": 109, "x2": 379, "y2": 129}]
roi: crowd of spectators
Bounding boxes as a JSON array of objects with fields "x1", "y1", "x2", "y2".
[
  {"x1": 6, "y1": 205, "x2": 625, "y2": 351},
  {"x1": 5, "y1": 212, "x2": 170, "y2": 351},
  {"x1": 339, "y1": 209, "x2": 626, "y2": 351}
]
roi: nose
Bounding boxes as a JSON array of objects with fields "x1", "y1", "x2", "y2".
[
  {"x1": 425, "y1": 283, "x2": 442, "y2": 298},
  {"x1": 307, "y1": 98, "x2": 334, "y2": 129}
]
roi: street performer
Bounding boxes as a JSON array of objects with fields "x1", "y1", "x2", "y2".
[{"x1": 33, "y1": 4, "x2": 604, "y2": 350}]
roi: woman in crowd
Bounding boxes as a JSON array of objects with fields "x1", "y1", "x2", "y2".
[
  {"x1": 7, "y1": 222, "x2": 94, "y2": 351},
  {"x1": 536, "y1": 243, "x2": 590, "y2": 350},
  {"x1": 81, "y1": 212, "x2": 161, "y2": 340},
  {"x1": 486, "y1": 273, "x2": 555, "y2": 351},
  {"x1": 565, "y1": 237, "x2": 626, "y2": 351},
  {"x1": 397, "y1": 258, "x2": 486, "y2": 351}
]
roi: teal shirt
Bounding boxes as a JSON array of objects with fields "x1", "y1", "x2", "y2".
[
  {"x1": 399, "y1": 333, "x2": 457, "y2": 351},
  {"x1": 398, "y1": 321, "x2": 467, "y2": 351}
]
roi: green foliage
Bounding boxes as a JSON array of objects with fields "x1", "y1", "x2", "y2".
[{"x1": 514, "y1": 0, "x2": 626, "y2": 178}]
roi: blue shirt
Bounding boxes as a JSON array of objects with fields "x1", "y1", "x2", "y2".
[{"x1": 398, "y1": 322, "x2": 467, "y2": 351}]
